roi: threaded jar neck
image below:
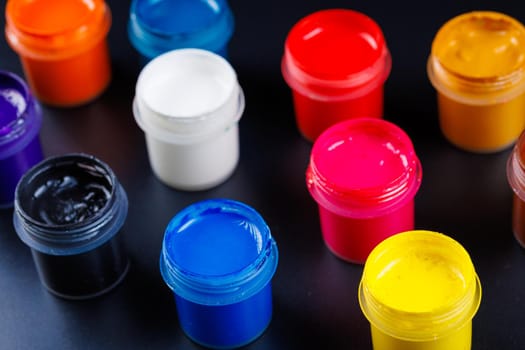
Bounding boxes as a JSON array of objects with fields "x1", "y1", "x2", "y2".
[{"x1": 13, "y1": 153, "x2": 128, "y2": 255}]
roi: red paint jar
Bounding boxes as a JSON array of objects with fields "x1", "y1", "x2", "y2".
[
  {"x1": 282, "y1": 9, "x2": 391, "y2": 142},
  {"x1": 306, "y1": 118, "x2": 422, "y2": 263}
]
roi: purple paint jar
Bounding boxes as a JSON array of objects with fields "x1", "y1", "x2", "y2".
[{"x1": 0, "y1": 70, "x2": 43, "y2": 208}]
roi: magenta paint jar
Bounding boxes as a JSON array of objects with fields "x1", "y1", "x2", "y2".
[
  {"x1": 306, "y1": 117, "x2": 422, "y2": 264},
  {"x1": 0, "y1": 70, "x2": 43, "y2": 208}
]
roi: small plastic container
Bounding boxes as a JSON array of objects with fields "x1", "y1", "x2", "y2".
[
  {"x1": 160, "y1": 198, "x2": 279, "y2": 349},
  {"x1": 133, "y1": 48, "x2": 245, "y2": 191},
  {"x1": 507, "y1": 130, "x2": 525, "y2": 247},
  {"x1": 428, "y1": 11, "x2": 525, "y2": 153},
  {"x1": 359, "y1": 230, "x2": 482, "y2": 350},
  {"x1": 128, "y1": 0, "x2": 234, "y2": 64},
  {"x1": 0, "y1": 70, "x2": 43, "y2": 209},
  {"x1": 282, "y1": 9, "x2": 391, "y2": 141},
  {"x1": 13, "y1": 153, "x2": 129, "y2": 300},
  {"x1": 306, "y1": 117, "x2": 422, "y2": 263},
  {"x1": 5, "y1": 0, "x2": 112, "y2": 107}
]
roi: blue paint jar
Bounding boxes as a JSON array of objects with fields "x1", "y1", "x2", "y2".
[
  {"x1": 160, "y1": 198, "x2": 279, "y2": 348},
  {"x1": 0, "y1": 70, "x2": 43, "y2": 208},
  {"x1": 13, "y1": 153, "x2": 129, "y2": 299},
  {"x1": 128, "y1": 0, "x2": 235, "y2": 64}
]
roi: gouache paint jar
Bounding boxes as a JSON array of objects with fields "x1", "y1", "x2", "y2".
[
  {"x1": 133, "y1": 48, "x2": 244, "y2": 191},
  {"x1": 507, "y1": 130, "x2": 525, "y2": 247},
  {"x1": 359, "y1": 230, "x2": 482, "y2": 350},
  {"x1": 13, "y1": 154, "x2": 129, "y2": 300},
  {"x1": 428, "y1": 11, "x2": 525, "y2": 153},
  {"x1": 306, "y1": 118, "x2": 422, "y2": 263},
  {"x1": 160, "y1": 198, "x2": 279, "y2": 349},
  {"x1": 128, "y1": 0, "x2": 234, "y2": 64},
  {"x1": 0, "y1": 71, "x2": 43, "y2": 208},
  {"x1": 282, "y1": 9, "x2": 391, "y2": 141},
  {"x1": 5, "y1": 0, "x2": 112, "y2": 107}
]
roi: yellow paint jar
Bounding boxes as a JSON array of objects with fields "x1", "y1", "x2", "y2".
[
  {"x1": 359, "y1": 230, "x2": 482, "y2": 350},
  {"x1": 428, "y1": 11, "x2": 525, "y2": 153}
]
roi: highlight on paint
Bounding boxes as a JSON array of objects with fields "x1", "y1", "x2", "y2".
[
  {"x1": 159, "y1": 198, "x2": 278, "y2": 349},
  {"x1": 282, "y1": 8, "x2": 391, "y2": 141},
  {"x1": 507, "y1": 130, "x2": 525, "y2": 248},
  {"x1": 428, "y1": 11, "x2": 525, "y2": 153},
  {"x1": 359, "y1": 230, "x2": 482, "y2": 350}
]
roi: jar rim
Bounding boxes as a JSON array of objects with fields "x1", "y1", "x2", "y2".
[
  {"x1": 427, "y1": 11, "x2": 525, "y2": 105},
  {"x1": 359, "y1": 230, "x2": 482, "y2": 340},
  {"x1": 159, "y1": 198, "x2": 279, "y2": 305},
  {"x1": 282, "y1": 9, "x2": 391, "y2": 101},
  {"x1": 13, "y1": 153, "x2": 128, "y2": 255},
  {"x1": 5, "y1": 0, "x2": 111, "y2": 60},
  {"x1": 306, "y1": 118, "x2": 422, "y2": 217},
  {"x1": 133, "y1": 49, "x2": 245, "y2": 144},
  {"x1": 128, "y1": 0, "x2": 234, "y2": 59}
]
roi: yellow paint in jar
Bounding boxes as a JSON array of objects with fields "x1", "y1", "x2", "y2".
[
  {"x1": 359, "y1": 230, "x2": 482, "y2": 350},
  {"x1": 428, "y1": 11, "x2": 525, "y2": 153}
]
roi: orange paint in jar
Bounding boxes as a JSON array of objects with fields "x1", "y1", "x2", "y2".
[
  {"x1": 5, "y1": 0, "x2": 112, "y2": 107},
  {"x1": 428, "y1": 11, "x2": 525, "y2": 153}
]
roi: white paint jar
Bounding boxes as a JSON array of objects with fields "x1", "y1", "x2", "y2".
[{"x1": 133, "y1": 49, "x2": 245, "y2": 191}]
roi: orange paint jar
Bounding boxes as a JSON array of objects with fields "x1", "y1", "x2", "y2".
[
  {"x1": 428, "y1": 11, "x2": 525, "y2": 153},
  {"x1": 5, "y1": 0, "x2": 112, "y2": 107}
]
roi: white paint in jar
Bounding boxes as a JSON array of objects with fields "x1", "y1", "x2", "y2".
[{"x1": 133, "y1": 49, "x2": 245, "y2": 191}]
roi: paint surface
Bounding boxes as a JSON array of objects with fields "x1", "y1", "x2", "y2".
[
  {"x1": 142, "y1": 57, "x2": 232, "y2": 117},
  {"x1": 367, "y1": 246, "x2": 467, "y2": 313},
  {"x1": 313, "y1": 121, "x2": 409, "y2": 191},
  {"x1": 286, "y1": 9, "x2": 385, "y2": 79},
  {"x1": 433, "y1": 12, "x2": 525, "y2": 79},
  {"x1": 25, "y1": 164, "x2": 111, "y2": 226},
  {"x1": 136, "y1": 0, "x2": 220, "y2": 33},
  {"x1": 167, "y1": 210, "x2": 263, "y2": 276}
]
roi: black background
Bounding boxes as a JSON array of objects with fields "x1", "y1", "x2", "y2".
[{"x1": 1, "y1": 0, "x2": 524, "y2": 348}]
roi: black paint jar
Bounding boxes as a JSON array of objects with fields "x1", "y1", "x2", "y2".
[{"x1": 13, "y1": 153, "x2": 129, "y2": 300}]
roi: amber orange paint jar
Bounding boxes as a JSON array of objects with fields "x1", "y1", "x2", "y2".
[
  {"x1": 5, "y1": 0, "x2": 112, "y2": 107},
  {"x1": 428, "y1": 11, "x2": 525, "y2": 153}
]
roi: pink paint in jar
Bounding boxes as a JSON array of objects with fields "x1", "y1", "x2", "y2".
[{"x1": 306, "y1": 117, "x2": 422, "y2": 264}]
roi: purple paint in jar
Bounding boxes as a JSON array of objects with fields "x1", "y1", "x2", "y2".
[{"x1": 0, "y1": 70, "x2": 43, "y2": 208}]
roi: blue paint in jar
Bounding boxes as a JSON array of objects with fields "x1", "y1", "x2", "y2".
[
  {"x1": 0, "y1": 70, "x2": 43, "y2": 208},
  {"x1": 128, "y1": 0, "x2": 235, "y2": 64},
  {"x1": 160, "y1": 199, "x2": 279, "y2": 349}
]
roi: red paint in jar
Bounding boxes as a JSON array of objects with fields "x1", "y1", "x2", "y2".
[
  {"x1": 306, "y1": 118, "x2": 422, "y2": 263},
  {"x1": 282, "y1": 9, "x2": 391, "y2": 142}
]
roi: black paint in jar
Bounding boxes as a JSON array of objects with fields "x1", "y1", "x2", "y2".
[{"x1": 13, "y1": 153, "x2": 129, "y2": 300}]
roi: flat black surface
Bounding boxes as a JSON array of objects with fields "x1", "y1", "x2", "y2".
[{"x1": 0, "y1": 0, "x2": 524, "y2": 348}]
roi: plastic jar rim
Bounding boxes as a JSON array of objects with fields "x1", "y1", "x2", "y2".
[
  {"x1": 159, "y1": 199, "x2": 279, "y2": 306},
  {"x1": 282, "y1": 8, "x2": 391, "y2": 101},
  {"x1": 133, "y1": 48, "x2": 245, "y2": 144},
  {"x1": 358, "y1": 230, "x2": 482, "y2": 341},
  {"x1": 5, "y1": 0, "x2": 111, "y2": 60},
  {"x1": 306, "y1": 118, "x2": 422, "y2": 218},
  {"x1": 13, "y1": 153, "x2": 128, "y2": 256},
  {"x1": 0, "y1": 70, "x2": 42, "y2": 159},
  {"x1": 427, "y1": 11, "x2": 525, "y2": 105}
]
